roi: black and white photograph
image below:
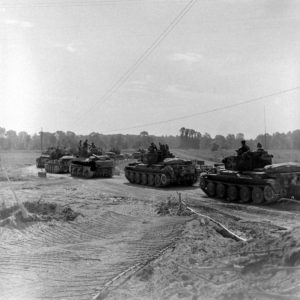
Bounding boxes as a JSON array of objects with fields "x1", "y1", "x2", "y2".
[{"x1": 0, "y1": 0, "x2": 300, "y2": 299}]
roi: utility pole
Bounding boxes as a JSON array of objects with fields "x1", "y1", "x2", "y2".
[
  {"x1": 264, "y1": 106, "x2": 267, "y2": 149},
  {"x1": 40, "y1": 128, "x2": 43, "y2": 153}
]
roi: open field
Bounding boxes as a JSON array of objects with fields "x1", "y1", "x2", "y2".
[
  {"x1": 172, "y1": 148, "x2": 300, "y2": 164},
  {"x1": 0, "y1": 150, "x2": 300, "y2": 299}
]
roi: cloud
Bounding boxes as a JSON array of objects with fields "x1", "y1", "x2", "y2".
[
  {"x1": 54, "y1": 43, "x2": 77, "y2": 53},
  {"x1": 66, "y1": 44, "x2": 76, "y2": 53},
  {"x1": 3, "y1": 19, "x2": 33, "y2": 28},
  {"x1": 169, "y1": 52, "x2": 203, "y2": 63}
]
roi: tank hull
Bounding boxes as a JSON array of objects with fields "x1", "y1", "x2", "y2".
[
  {"x1": 44, "y1": 157, "x2": 73, "y2": 174},
  {"x1": 70, "y1": 158, "x2": 114, "y2": 179},
  {"x1": 124, "y1": 160, "x2": 197, "y2": 187},
  {"x1": 200, "y1": 165, "x2": 300, "y2": 204}
]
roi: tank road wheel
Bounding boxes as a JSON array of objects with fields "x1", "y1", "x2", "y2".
[
  {"x1": 154, "y1": 174, "x2": 161, "y2": 187},
  {"x1": 83, "y1": 170, "x2": 90, "y2": 178},
  {"x1": 199, "y1": 178, "x2": 206, "y2": 190},
  {"x1": 129, "y1": 171, "x2": 135, "y2": 183},
  {"x1": 135, "y1": 172, "x2": 141, "y2": 184},
  {"x1": 263, "y1": 185, "x2": 278, "y2": 203},
  {"x1": 125, "y1": 169, "x2": 129, "y2": 180},
  {"x1": 141, "y1": 173, "x2": 147, "y2": 185},
  {"x1": 227, "y1": 185, "x2": 238, "y2": 202},
  {"x1": 73, "y1": 167, "x2": 79, "y2": 176},
  {"x1": 239, "y1": 186, "x2": 251, "y2": 203},
  {"x1": 77, "y1": 167, "x2": 83, "y2": 177},
  {"x1": 206, "y1": 182, "x2": 216, "y2": 197},
  {"x1": 252, "y1": 187, "x2": 264, "y2": 204},
  {"x1": 148, "y1": 174, "x2": 155, "y2": 186},
  {"x1": 70, "y1": 166, "x2": 74, "y2": 176},
  {"x1": 160, "y1": 174, "x2": 171, "y2": 187},
  {"x1": 216, "y1": 183, "x2": 226, "y2": 199}
]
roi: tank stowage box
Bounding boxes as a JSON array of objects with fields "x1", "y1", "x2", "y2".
[
  {"x1": 70, "y1": 155, "x2": 114, "y2": 179},
  {"x1": 124, "y1": 145, "x2": 197, "y2": 187},
  {"x1": 200, "y1": 150, "x2": 300, "y2": 204}
]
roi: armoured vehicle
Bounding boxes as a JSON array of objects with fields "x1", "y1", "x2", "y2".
[
  {"x1": 70, "y1": 155, "x2": 114, "y2": 178},
  {"x1": 44, "y1": 156, "x2": 74, "y2": 174},
  {"x1": 36, "y1": 147, "x2": 68, "y2": 168},
  {"x1": 124, "y1": 144, "x2": 197, "y2": 187},
  {"x1": 200, "y1": 149, "x2": 300, "y2": 203}
]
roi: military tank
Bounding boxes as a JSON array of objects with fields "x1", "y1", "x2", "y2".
[
  {"x1": 70, "y1": 155, "x2": 114, "y2": 178},
  {"x1": 124, "y1": 144, "x2": 197, "y2": 187},
  {"x1": 200, "y1": 149, "x2": 300, "y2": 204},
  {"x1": 36, "y1": 147, "x2": 67, "y2": 168},
  {"x1": 44, "y1": 155, "x2": 74, "y2": 174}
]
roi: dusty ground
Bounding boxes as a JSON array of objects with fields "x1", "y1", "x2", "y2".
[{"x1": 0, "y1": 152, "x2": 300, "y2": 300}]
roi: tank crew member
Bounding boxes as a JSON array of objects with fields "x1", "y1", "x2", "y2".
[
  {"x1": 256, "y1": 142, "x2": 264, "y2": 152},
  {"x1": 237, "y1": 140, "x2": 250, "y2": 156},
  {"x1": 149, "y1": 142, "x2": 157, "y2": 153},
  {"x1": 83, "y1": 139, "x2": 88, "y2": 150}
]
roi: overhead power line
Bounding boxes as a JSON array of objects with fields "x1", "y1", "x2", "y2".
[
  {"x1": 1, "y1": 0, "x2": 187, "y2": 8},
  {"x1": 103, "y1": 86, "x2": 300, "y2": 133},
  {"x1": 74, "y1": 0, "x2": 198, "y2": 125}
]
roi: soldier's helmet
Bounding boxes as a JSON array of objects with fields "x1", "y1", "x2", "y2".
[{"x1": 257, "y1": 143, "x2": 262, "y2": 149}]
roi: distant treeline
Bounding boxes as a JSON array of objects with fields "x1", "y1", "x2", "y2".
[{"x1": 0, "y1": 126, "x2": 300, "y2": 152}]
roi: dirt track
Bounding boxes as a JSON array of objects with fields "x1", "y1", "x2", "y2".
[{"x1": 1, "y1": 166, "x2": 300, "y2": 299}]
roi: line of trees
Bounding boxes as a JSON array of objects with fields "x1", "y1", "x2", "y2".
[
  {"x1": 179, "y1": 127, "x2": 300, "y2": 151},
  {"x1": 0, "y1": 126, "x2": 300, "y2": 151}
]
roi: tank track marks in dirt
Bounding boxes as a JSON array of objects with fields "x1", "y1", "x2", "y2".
[
  {"x1": 124, "y1": 161, "x2": 197, "y2": 188},
  {"x1": 200, "y1": 162, "x2": 300, "y2": 204},
  {"x1": 44, "y1": 156, "x2": 74, "y2": 174},
  {"x1": 70, "y1": 157, "x2": 114, "y2": 179}
]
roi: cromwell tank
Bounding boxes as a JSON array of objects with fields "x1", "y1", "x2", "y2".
[
  {"x1": 70, "y1": 155, "x2": 114, "y2": 179},
  {"x1": 200, "y1": 149, "x2": 300, "y2": 204},
  {"x1": 124, "y1": 144, "x2": 197, "y2": 187}
]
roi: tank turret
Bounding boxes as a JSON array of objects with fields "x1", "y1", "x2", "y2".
[{"x1": 124, "y1": 144, "x2": 197, "y2": 187}]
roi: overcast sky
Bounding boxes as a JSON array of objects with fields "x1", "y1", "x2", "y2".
[{"x1": 1, "y1": 0, "x2": 300, "y2": 138}]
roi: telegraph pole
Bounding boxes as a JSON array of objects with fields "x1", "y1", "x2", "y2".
[
  {"x1": 264, "y1": 106, "x2": 267, "y2": 149},
  {"x1": 40, "y1": 128, "x2": 43, "y2": 153}
]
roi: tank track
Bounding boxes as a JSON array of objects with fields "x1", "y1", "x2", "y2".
[
  {"x1": 200, "y1": 176, "x2": 283, "y2": 204},
  {"x1": 124, "y1": 168, "x2": 196, "y2": 187},
  {"x1": 70, "y1": 164, "x2": 113, "y2": 179}
]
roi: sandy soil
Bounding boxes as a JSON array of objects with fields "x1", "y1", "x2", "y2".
[{"x1": 0, "y1": 163, "x2": 300, "y2": 300}]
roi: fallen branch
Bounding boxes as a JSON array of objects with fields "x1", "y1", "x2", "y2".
[{"x1": 181, "y1": 200, "x2": 247, "y2": 242}]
